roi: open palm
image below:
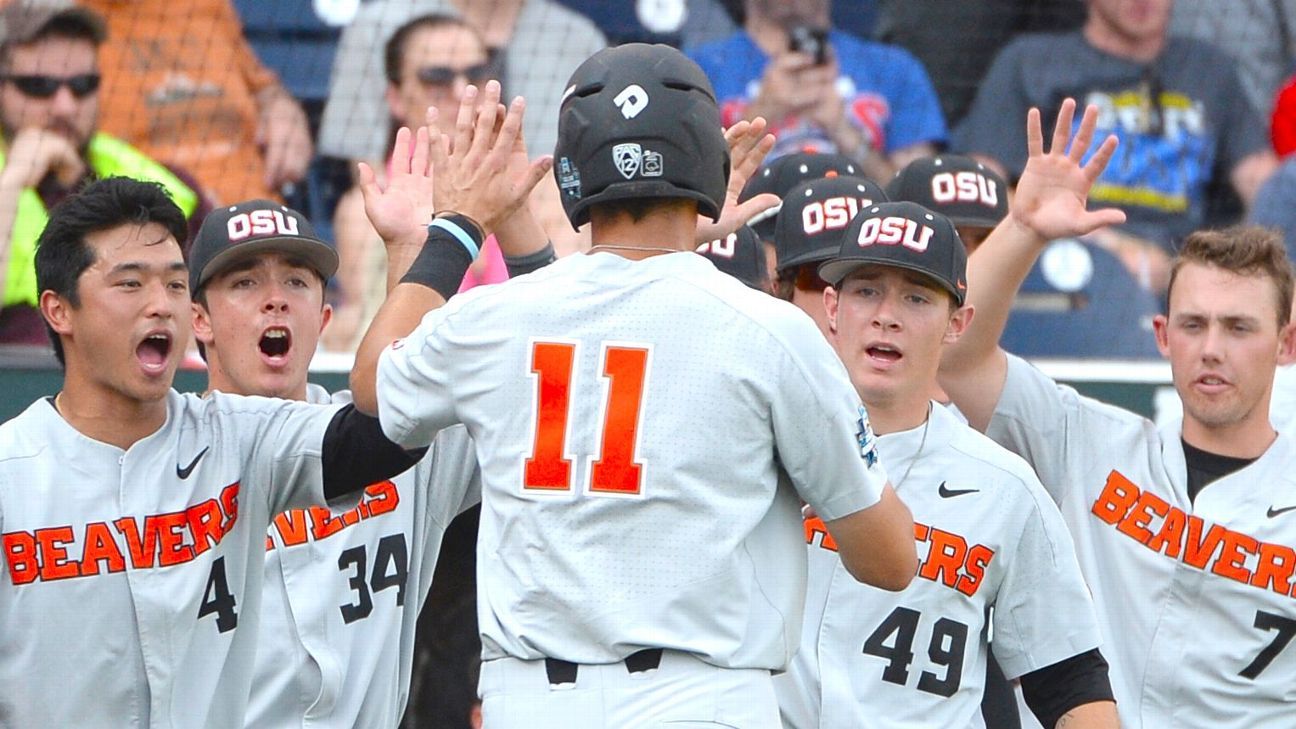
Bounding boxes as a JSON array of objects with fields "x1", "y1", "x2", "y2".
[
  {"x1": 1011, "y1": 98, "x2": 1127, "y2": 241},
  {"x1": 696, "y1": 118, "x2": 779, "y2": 244},
  {"x1": 357, "y1": 125, "x2": 437, "y2": 249}
]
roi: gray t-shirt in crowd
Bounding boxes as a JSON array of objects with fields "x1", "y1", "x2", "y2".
[{"x1": 955, "y1": 31, "x2": 1267, "y2": 247}]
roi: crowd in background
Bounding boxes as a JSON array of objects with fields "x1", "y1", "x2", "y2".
[
  {"x1": 4, "y1": 1, "x2": 1296, "y2": 727},
  {"x1": 3, "y1": 0, "x2": 1296, "y2": 361}
]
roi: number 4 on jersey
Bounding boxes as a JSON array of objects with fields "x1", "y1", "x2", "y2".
[
  {"x1": 198, "y1": 556, "x2": 238, "y2": 633},
  {"x1": 524, "y1": 340, "x2": 650, "y2": 495}
]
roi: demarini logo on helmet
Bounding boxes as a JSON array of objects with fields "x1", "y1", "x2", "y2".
[
  {"x1": 613, "y1": 143, "x2": 663, "y2": 180},
  {"x1": 613, "y1": 83, "x2": 649, "y2": 119}
]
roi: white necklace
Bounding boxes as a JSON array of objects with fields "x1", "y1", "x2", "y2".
[{"x1": 894, "y1": 403, "x2": 932, "y2": 490}]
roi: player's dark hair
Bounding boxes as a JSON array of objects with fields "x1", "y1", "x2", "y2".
[
  {"x1": 35, "y1": 177, "x2": 188, "y2": 367},
  {"x1": 383, "y1": 13, "x2": 483, "y2": 85},
  {"x1": 0, "y1": 14, "x2": 103, "y2": 71},
  {"x1": 775, "y1": 274, "x2": 795, "y2": 302},
  {"x1": 590, "y1": 197, "x2": 694, "y2": 224},
  {"x1": 1168, "y1": 226, "x2": 1295, "y2": 327}
]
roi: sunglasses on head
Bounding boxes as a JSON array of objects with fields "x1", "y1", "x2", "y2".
[
  {"x1": 2, "y1": 73, "x2": 101, "y2": 99},
  {"x1": 414, "y1": 63, "x2": 493, "y2": 87}
]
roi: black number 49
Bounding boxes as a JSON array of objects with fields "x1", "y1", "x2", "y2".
[
  {"x1": 862, "y1": 606, "x2": 969, "y2": 697},
  {"x1": 1240, "y1": 610, "x2": 1296, "y2": 679}
]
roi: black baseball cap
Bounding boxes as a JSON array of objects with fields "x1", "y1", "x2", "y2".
[
  {"x1": 818, "y1": 201, "x2": 967, "y2": 305},
  {"x1": 189, "y1": 200, "x2": 338, "y2": 296},
  {"x1": 740, "y1": 151, "x2": 863, "y2": 240},
  {"x1": 697, "y1": 224, "x2": 768, "y2": 290},
  {"x1": 774, "y1": 175, "x2": 887, "y2": 275},
  {"x1": 885, "y1": 155, "x2": 1008, "y2": 229}
]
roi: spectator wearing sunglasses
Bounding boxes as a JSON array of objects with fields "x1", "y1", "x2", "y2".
[
  {"x1": 0, "y1": 0, "x2": 209, "y2": 349},
  {"x1": 323, "y1": 13, "x2": 500, "y2": 353}
]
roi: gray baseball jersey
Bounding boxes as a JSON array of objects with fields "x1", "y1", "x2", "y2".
[
  {"x1": 776, "y1": 403, "x2": 1101, "y2": 729},
  {"x1": 246, "y1": 385, "x2": 481, "y2": 728},
  {"x1": 376, "y1": 251, "x2": 889, "y2": 670},
  {"x1": 990, "y1": 354, "x2": 1296, "y2": 729},
  {"x1": 0, "y1": 390, "x2": 345, "y2": 728}
]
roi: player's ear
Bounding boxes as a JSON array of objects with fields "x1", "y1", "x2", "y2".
[
  {"x1": 1277, "y1": 317, "x2": 1296, "y2": 366},
  {"x1": 1153, "y1": 313, "x2": 1171, "y2": 357},
  {"x1": 39, "y1": 289, "x2": 74, "y2": 337},
  {"x1": 319, "y1": 302, "x2": 333, "y2": 335},
  {"x1": 191, "y1": 300, "x2": 215, "y2": 348},
  {"x1": 944, "y1": 303, "x2": 974, "y2": 344},
  {"x1": 824, "y1": 285, "x2": 840, "y2": 333}
]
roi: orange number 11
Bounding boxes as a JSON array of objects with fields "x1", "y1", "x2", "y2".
[{"x1": 524, "y1": 341, "x2": 649, "y2": 494}]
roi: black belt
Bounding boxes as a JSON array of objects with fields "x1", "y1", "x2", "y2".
[{"x1": 544, "y1": 648, "x2": 664, "y2": 685}]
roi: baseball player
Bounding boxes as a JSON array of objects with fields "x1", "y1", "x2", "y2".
[
  {"x1": 775, "y1": 197, "x2": 1117, "y2": 729},
  {"x1": 821, "y1": 152, "x2": 1037, "y2": 728},
  {"x1": 348, "y1": 49, "x2": 918, "y2": 728},
  {"x1": 740, "y1": 150, "x2": 865, "y2": 284},
  {"x1": 886, "y1": 154, "x2": 1008, "y2": 254},
  {"x1": 940, "y1": 98, "x2": 1296, "y2": 728},
  {"x1": 187, "y1": 197, "x2": 487, "y2": 728},
  {"x1": 0, "y1": 178, "x2": 420, "y2": 727},
  {"x1": 772, "y1": 174, "x2": 888, "y2": 337},
  {"x1": 697, "y1": 224, "x2": 770, "y2": 292}
]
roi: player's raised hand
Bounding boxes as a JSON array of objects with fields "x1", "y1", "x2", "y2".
[
  {"x1": 426, "y1": 81, "x2": 552, "y2": 234},
  {"x1": 1009, "y1": 98, "x2": 1126, "y2": 242},
  {"x1": 696, "y1": 117, "x2": 779, "y2": 244},
  {"x1": 357, "y1": 124, "x2": 438, "y2": 251}
]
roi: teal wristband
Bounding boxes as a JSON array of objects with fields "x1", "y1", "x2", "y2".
[{"x1": 430, "y1": 218, "x2": 480, "y2": 260}]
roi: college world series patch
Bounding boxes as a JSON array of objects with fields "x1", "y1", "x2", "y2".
[{"x1": 856, "y1": 406, "x2": 878, "y2": 467}]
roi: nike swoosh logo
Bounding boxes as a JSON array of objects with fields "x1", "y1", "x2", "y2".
[
  {"x1": 1267, "y1": 504, "x2": 1296, "y2": 518},
  {"x1": 938, "y1": 481, "x2": 979, "y2": 498},
  {"x1": 177, "y1": 446, "x2": 210, "y2": 480}
]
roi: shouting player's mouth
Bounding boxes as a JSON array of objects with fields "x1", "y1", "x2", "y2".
[
  {"x1": 864, "y1": 340, "x2": 903, "y2": 369},
  {"x1": 135, "y1": 330, "x2": 173, "y2": 375},
  {"x1": 258, "y1": 325, "x2": 293, "y2": 367}
]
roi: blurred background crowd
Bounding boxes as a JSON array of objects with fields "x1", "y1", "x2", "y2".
[{"x1": 5, "y1": 0, "x2": 1296, "y2": 364}]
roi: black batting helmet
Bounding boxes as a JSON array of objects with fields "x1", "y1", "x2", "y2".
[{"x1": 554, "y1": 43, "x2": 729, "y2": 230}]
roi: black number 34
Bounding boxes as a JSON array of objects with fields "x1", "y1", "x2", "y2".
[
  {"x1": 862, "y1": 606, "x2": 970, "y2": 697},
  {"x1": 337, "y1": 533, "x2": 409, "y2": 624}
]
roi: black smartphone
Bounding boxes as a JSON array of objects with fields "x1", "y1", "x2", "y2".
[{"x1": 788, "y1": 26, "x2": 829, "y2": 65}]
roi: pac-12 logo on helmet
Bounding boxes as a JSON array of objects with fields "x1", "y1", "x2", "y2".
[{"x1": 614, "y1": 143, "x2": 643, "y2": 179}]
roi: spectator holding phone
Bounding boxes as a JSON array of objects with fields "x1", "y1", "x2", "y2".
[{"x1": 689, "y1": 0, "x2": 946, "y2": 181}]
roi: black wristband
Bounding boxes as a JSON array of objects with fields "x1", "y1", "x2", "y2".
[
  {"x1": 504, "y1": 241, "x2": 557, "y2": 278},
  {"x1": 399, "y1": 214, "x2": 483, "y2": 300}
]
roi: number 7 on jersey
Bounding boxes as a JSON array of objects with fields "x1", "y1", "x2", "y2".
[{"x1": 524, "y1": 340, "x2": 651, "y2": 495}]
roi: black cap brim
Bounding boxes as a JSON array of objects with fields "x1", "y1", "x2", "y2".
[
  {"x1": 193, "y1": 236, "x2": 339, "y2": 291},
  {"x1": 818, "y1": 257, "x2": 965, "y2": 305},
  {"x1": 776, "y1": 243, "x2": 840, "y2": 274}
]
